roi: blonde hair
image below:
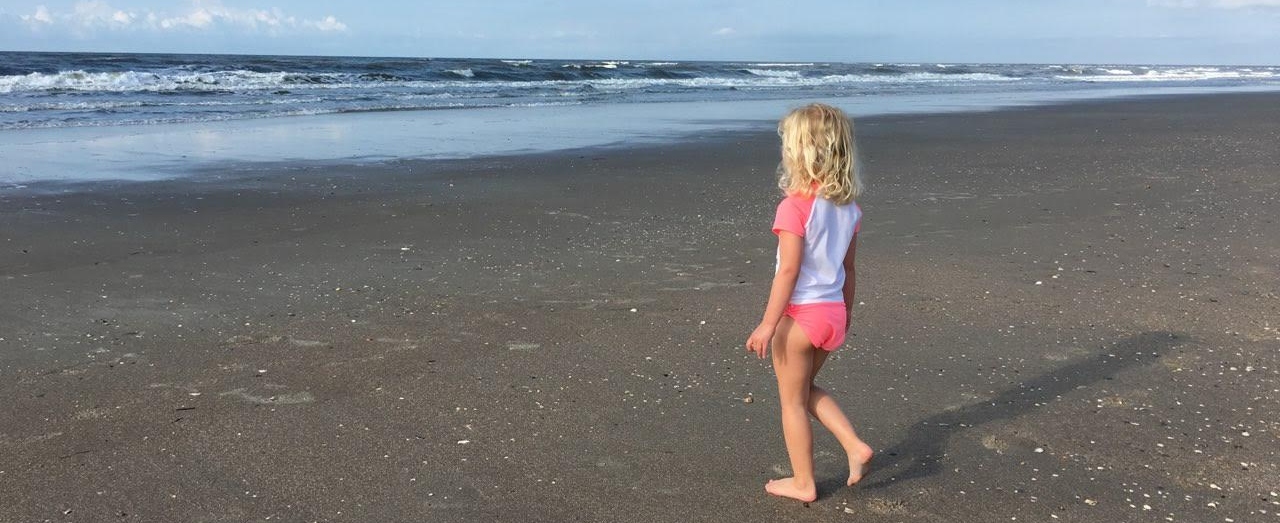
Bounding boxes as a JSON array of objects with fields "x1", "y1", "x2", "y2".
[{"x1": 776, "y1": 103, "x2": 863, "y2": 204}]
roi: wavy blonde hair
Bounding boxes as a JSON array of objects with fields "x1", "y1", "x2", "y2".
[{"x1": 777, "y1": 103, "x2": 863, "y2": 204}]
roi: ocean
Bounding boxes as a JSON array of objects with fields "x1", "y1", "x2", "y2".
[
  {"x1": 4, "y1": 52, "x2": 1279, "y2": 130},
  {"x1": 2, "y1": 52, "x2": 1278, "y2": 185}
]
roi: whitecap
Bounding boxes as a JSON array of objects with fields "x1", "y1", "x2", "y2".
[
  {"x1": 0, "y1": 69, "x2": 364, "y2": 93},
  {"x1": 745, "y1": 69, "x2": 803, "y2": 78},
  {"x1": 1058, "y1": 68, "x2": 1276, "y2": 82}
]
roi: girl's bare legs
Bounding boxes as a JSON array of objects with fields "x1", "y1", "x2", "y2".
[
  {"x1": 765, "y1": 317, "x2": 819, "y2": 502},
  {"x1": 809, "y1": 349, "x2": 874, "y2": 485}
]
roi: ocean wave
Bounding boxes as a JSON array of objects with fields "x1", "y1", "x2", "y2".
[
  {"x1": 562, "y1": 61, "x2": 628, "y2": 69},
  {"x1": 1059, "y1": 68, "x2": 1278, "y2": 82},
  {"x1": 0, "y1": 100, "x2": 582, "y2": 130},
  {"x1": 358, "y1": 72, "x2": 407, "y2": 82},
  {"x1": 745, "y1": 69, "x2": 804, "y2": 78},
  {"x1": 870, "y1": 65, "x2": 906, "y2": 74},
  {"x1": 0, "y1": 68, "x2": 1031, "y2": 98},
  {"x1": 5, "y1": 53, "x2": 1277, "y2": 132},
  {"x1": 0, "y1": 96, "x2": 336, "y2": 113},
  {"x1": 516, "y1": 71, "x2": 1024, "y2": 91},
  {"x1": 0, "y1": 69, "x2": 362, "y2": 93},
  {"x1": 0, "y1": 108, "x2": 333, "y2": 130},
  {"x1": 0, "y1": 100, "x2": 146, "y2": 112},
  {"x1": 11, "y1": 63, "x2": 1265, "y2": 96},
  {"x1": 0, "y1": 69, "x2": 493, "y2": 94}
]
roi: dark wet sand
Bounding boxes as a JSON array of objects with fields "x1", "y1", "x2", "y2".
[{"x1": 2, "y1": 92, "x2": 1278, "y2": 522}]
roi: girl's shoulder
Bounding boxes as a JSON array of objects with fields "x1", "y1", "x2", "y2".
[
  {"x1": 773, "y1": 194, "x2": 816, "y2": 237},
  {"x1": 777, "y1": 193, "x2": 817, "y2": 216}
]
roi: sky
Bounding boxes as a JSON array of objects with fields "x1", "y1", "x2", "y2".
[{"x1": 2, "y1": 0, "x2": 1279, "y2": 64}]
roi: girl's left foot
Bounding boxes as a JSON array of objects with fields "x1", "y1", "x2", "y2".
[
  {"x1": 764, "y1": 477, "x2": 817, "y2": 502},
  {"x1": 847, "y1": 442, "x2": 874, "y2": 486}
]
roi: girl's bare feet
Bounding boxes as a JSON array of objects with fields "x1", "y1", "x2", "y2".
[
  {"x1": 847, "y1": 442, "x2": 874, "y2": 486},
  {"x1": 764, "y1": 477, "x2": 817, "y2": 502}
]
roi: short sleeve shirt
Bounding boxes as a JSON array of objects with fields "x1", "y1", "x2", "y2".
[{"x1": 772, "y1": 194, "x2": 862, "y2": 304}]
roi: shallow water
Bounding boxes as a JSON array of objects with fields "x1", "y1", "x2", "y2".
[{"x1": 2, "y1": 84, "x2": 1279, "y2": 186}]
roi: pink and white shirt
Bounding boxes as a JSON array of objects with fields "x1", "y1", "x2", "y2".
[{"x1": 772, "y1": 194, "x2": 862, "y2": 304}]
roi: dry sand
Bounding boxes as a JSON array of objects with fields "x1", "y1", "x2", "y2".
[{"x1": 1, "y1": 92, "x2": 1278, "y2": 522}]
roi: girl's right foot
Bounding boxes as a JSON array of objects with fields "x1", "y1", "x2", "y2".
[
  {"x1": 764, "y1": 477, "x2": 817, "y2": 502},
  {"x1": 847, "y1": 442, "x2": 874, "y2": 486}
]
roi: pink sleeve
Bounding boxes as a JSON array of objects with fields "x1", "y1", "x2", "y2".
[
  {"x1": 853, "y1": 202, "x2": 862, "y2": 235},
  {"x1": 772, "y1": 196, "x2": 809, "y2": 237}
]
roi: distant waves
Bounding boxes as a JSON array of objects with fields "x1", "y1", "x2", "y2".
[{"x1": 1, "y1": 52, "x2": 1277, "y2": 130}]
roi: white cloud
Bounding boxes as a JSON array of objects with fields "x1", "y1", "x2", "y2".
[
  {"x1": 307, "y1": 15, "x2": 347, "y2": 32},
  {"x1": 21, "y1": 5, "x2": 54, "y2": 26},
  {"x1": 157, "y1": 4, "x2": 304, "y2": 31},
  {"x1": 69, "y1": 1, "x2": 134, "y2": 28},
  {"x1": 18, "y1": 1, "x2": 347, "y2": 34},
  {"x1": 1148, "y1": 0, "x2": 1280, "y2": 7},
  {"x1": 158, "y1": 8, "x2": 215, "y2": 29},
  {"x1": 713, "y1": 27, "x2": 734, "y2": 36}
]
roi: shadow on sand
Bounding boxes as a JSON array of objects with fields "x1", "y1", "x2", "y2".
[{"x1": 846, "y1": 330, "x2": 1186, "y2": 493}]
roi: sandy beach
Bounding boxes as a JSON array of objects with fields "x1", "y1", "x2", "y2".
[{"x1": 2, "y1": 92, "x2": 1278, "y2": 522}]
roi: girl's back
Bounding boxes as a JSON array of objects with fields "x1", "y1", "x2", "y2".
[{"x1": 773, "y1": 194, "x2": 862, "y2": 305}]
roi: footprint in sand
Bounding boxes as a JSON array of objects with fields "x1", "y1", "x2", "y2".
[
  {"x1": 980, "y1": 434, "x2": 1009, "y2": 454},
  {"x1": 71, "y1": 407, "x2": 113, "y2": 421},
  {"x1": 595, "y1": 456, "x2": 630, "y2": 471},
  {"x1": 224, "y1": 334, "x2": 329, "y2": 348},
  {"x1": 219, "y1": 388, "x2": 314, "y2": 405},
  {"x1": 864, "y1": 498, "x2": 909, "y2": 515}
]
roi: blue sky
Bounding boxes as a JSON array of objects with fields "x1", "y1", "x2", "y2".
[{"x1": 2, "y1": 1, "x2": 1279, "y2": 64}]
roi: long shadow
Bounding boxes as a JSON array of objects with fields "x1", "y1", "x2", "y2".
[{"x1": 856, "y1": 331, "x2": 1186, "y2": 490}]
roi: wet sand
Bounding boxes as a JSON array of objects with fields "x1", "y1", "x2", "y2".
[{"x1": 1, "y1": 92, "x2": 1278, "y2": 522}]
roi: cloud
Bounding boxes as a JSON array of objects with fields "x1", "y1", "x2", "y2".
[
  {"x1": 713, "y1": 27, "x2": 734, "y2": 36},
  {"x1": 66, "y1": 1, "x2": 135, "y2": 28},
  {"x1": 1148, "y1": 0, "x2": 1280, "y2": 7},
  {"x1": 158, "y1": 8, "x2": 215, "y2": 29},
  {"x1": 20, "y1": 5, "x2": 54, "y2": 26},
  {"x1": 18, "y1": 1, "x2": 347, "y2": 34},
  {"x1": 307, "y1": 15, "x2": 347, "y2": 32}
]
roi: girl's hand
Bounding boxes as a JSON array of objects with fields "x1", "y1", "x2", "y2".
[{"x1": 745, "y1": 323, "x2": 775, "y2": 359}]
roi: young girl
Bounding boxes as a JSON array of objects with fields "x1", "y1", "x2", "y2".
[{"x1": 745, "y1": 103, "x2": 874, "y2": 502}]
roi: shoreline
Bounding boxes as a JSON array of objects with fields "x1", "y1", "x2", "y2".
[
  {"x1": 2, "y1": 91, "x2": 1278, "y2": 522},
  {"x1": 4, "y1": 86, "x2": 1280, "y2": 189}
]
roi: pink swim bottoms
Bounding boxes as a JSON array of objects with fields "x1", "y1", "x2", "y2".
[{"x1": 784, "y1": 302, "x2": 847, "y2": 351}]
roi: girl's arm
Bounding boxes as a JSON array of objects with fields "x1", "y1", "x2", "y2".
[
  {"x1": 745, "y1": 231, "x2": 803, "y2": 359},
  {"x1": 841, "y1": 233, "x2": 858, "y2": 330}
]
